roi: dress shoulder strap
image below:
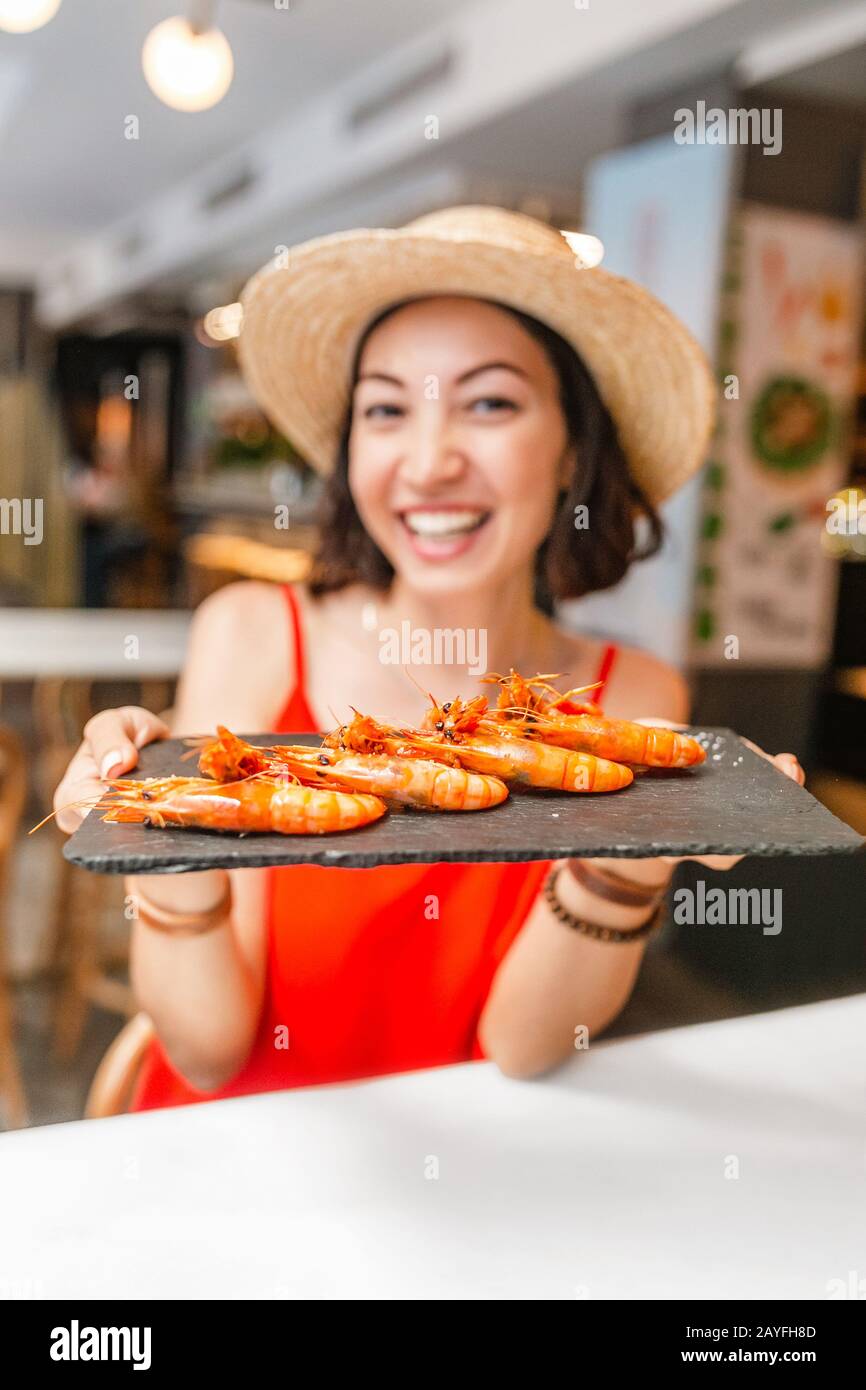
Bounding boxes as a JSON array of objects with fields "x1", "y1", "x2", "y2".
[
  {"x1": 593, "y1": 642, "x2": 618, "y2": 710},
  {"x1": 283, "y1": 585, "x2": 307, "y2": 693}
]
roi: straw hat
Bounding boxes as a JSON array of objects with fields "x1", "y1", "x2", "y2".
[{"x1": 238, "y1": 205, "x2": 715, "y2": 504}]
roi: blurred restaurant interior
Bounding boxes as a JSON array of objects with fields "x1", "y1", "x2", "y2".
[{"x1": 0, "y1": 0, "x2": 865, "y2": 1131}]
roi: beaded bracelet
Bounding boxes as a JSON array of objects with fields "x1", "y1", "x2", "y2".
[{"x1": 544, "y1": 866, "x2": 664, "y2": 944}]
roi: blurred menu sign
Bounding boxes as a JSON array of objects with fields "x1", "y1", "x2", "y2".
[{"x1": 693, "y1": 205, "x2": 864, "y2": 669}]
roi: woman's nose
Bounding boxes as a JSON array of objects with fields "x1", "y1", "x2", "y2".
[{"x1": 399, "y1": 418, "x2": 466, "y2": 488}]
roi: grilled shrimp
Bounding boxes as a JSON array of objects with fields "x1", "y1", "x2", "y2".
[
  {"x1": 339, "y1": 702, "x2": 633, "y2": 793},
  {"x1": 198, "y1": 725, "x2": 508, "y2": 810},
  {"x1": 484, "y1": 671, "x2": 706, "y2": 768},
  {"x1": 274, "y1": 746, "x2": 508, "y2": 811},
  {"x1": 101, "y1": 773, "x2": 386, "y2": 834}
]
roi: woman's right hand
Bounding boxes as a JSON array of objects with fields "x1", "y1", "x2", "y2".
[{"x1": 53, "y1": 706, "x2": 170, "y2": 834}]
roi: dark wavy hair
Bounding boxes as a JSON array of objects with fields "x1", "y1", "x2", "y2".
[{"x1": 308, "y1": 298, "x2": 663, "y2": 610}]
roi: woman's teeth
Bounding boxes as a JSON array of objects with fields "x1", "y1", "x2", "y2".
[{"x1": 401, "y1": 509, "x2": 488, "y2": 537}]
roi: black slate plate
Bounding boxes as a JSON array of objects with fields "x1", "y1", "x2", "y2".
[{"x1": 63, "y1": 729, "x2": 864, "y2": 874}]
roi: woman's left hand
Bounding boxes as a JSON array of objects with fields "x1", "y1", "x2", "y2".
[{"x1": 636, "y1": 720, "x2": 805, "y2": 873}]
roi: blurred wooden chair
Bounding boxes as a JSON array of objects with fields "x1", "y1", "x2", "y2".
[
  {"x1": 85, "y1": 1012, "x2": 154, "y2": 1119},
  {"x1": 0, "y1": 726, "x2": 28, "y2": 1128},
  {"x1": 32, "y1": 678, "x2": 130, "y2": 1057},
  {"x1": 32, "y1": 677, "x2": 171, "y2": 1059}
]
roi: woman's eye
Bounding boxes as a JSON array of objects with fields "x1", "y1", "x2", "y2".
[
  {"x1": 362, "y1": 402, "x2": 405, "y2": 419},
  {"x1": 467, "y1": 396, "x2": 517, "y2": 415}
]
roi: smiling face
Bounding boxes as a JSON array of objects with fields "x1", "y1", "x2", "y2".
[{"x1": 346, "y1": 296, "x2": 575, "y2": 598}]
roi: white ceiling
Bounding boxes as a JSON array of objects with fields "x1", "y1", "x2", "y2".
[
  {"x1": 1, "y1": 0, "x2": 861, "y2": 310},
  {"x1": 0, "y1": 0, "x2": 468, "y2": 237}
]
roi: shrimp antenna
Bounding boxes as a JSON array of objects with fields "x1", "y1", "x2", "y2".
[
  {"x1": 29, "y1": 792, "x2": 104, "y2": 835},
  {"x1": 402, "y1": 664, "x2": 437, "y2": 707},
  {"x1": 560, "y1": 680, "x2": 603, "y2": 698}
]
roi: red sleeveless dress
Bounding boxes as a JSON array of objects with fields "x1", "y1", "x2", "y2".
[{"x1": 130, "y1": 588, "x2": 618, "y2": 1110}]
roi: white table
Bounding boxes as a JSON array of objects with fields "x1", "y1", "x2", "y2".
[
  {"x1": 1, "y1": 995, "x2": 863, "y2": 1300},
  {"x1": 0, "y1": 609, "x2": 190, "y2": 680}
]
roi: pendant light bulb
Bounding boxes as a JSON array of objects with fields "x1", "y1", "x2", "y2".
[
  {"x1": 0, "y1": 0, "x2": 62, "y2": 34},
  {"x1": 142, "y1": 14, "x2": 234, "y2": 113}
]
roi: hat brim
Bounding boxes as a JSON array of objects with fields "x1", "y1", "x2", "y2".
[{"x1": 238, "y1": 226, "x2": 715, "y2": 506}]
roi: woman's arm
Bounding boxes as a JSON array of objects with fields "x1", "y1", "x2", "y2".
[
  {"x1": 478, "y1": 649, "x2": 803, "y2": 1079},
  {"x1": 478, "y1": 648, "x2": 685, "y2": 1078},
  {"x1": 54, "y1": 582, "x2": 289, "y2": 1091},
  {"x1": 126, "y1": 867, "x2": 267, "y2": 1092},
  {"x1": 477, "y1": 857, "x2": 667, "y2": 1079},
  {"x1": 129, "y1": 582, "x2": 290, "y2": 1089}
]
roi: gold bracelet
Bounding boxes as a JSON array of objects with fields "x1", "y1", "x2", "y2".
[
  {"x1": 132, "y1": 881, "x2": 232, "y2": 937},
  {"x1": 544, "y1": 866, "x2": 664, "y2": 944}
]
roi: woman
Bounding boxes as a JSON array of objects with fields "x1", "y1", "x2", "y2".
[{"x1": 54, "y1": 206, "x2": 803, "y2": 1106}]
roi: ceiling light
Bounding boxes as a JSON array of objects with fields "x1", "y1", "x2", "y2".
[
  {"x1": 142, "y1": 13, "x2": 234, "y2": 113},
  {"x1": 0, "y1": 0, "x2": 62, "y2": 33}
]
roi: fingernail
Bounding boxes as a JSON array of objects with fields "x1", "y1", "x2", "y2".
[{"x1": 100, "y1": 750, "x2": 124, "y2": 780}]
